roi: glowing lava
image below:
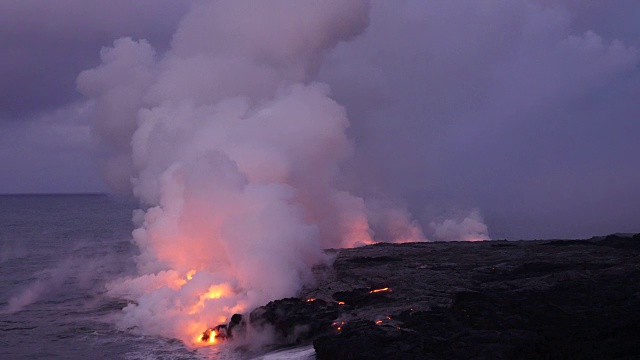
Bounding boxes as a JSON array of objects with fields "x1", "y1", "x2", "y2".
[
  {"x1": 186, "y1": 270, "x2": 196, "y2": 281},
  {"x1": 198, "y1": 328, "x2": 218, "y2": 344},
  {"x1": 188, "y1": 283, "x2": 234, "y2": 315},
  {"x1": 370, "y1": 287, "x2": 391, "y2": 294}
]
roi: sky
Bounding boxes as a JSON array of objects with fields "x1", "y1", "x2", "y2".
[{"x1": 1, "y1": 0, "x2": 639, "y2": 240}]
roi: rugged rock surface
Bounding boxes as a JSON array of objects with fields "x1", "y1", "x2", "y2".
[
  {"x1": 302, "y1": 233, "x2": 640, "y2": 359},
  {"x1": 248, "y1": 297, "x2": 342, "y2": 344}
]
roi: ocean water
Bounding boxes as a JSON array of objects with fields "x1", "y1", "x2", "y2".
[{"x1": 0, "y1": 194, "x2": 314, "y2": 360}]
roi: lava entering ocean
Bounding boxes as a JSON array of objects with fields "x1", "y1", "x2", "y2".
[
  {"x1": 83, "y1": 0, "x2": 387, "y2": 345},
  {"x1": 80, "y1": 0, "x2": 446, "y2": 347},
  {"x1": 198, "y1": 328, "x2": 218, "y2": 344}
]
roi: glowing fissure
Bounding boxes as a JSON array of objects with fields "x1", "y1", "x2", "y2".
[{"x1": 370, "y1": 287, "x2": 391, "y2": 294}]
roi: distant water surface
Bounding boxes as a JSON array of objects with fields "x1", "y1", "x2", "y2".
[{"x1": 0, "y1": 194, "x2": 314, "y2": 359}]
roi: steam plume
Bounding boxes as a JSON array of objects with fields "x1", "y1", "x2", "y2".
[
  {"x1": 430, "y1": 209, "x2": 490, "y2": 242},
  {"x1": 77, "y1": 0, "x2": 393, "y2": 343}
]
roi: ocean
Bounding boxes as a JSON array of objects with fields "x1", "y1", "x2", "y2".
[{"x1": 0, "y1": 194, "x2": 314, "y2": 360}]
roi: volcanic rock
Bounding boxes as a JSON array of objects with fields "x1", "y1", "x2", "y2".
[
  {"x1": 314, "y1": 320, "x2": 425, "y2": 360},
  {"x1": 247, "y1": 297, "x2": 342, "y2": 345},
  {"x1": 305, "y1": 233, "x2": 640, "y2": 359},
  {"x1": 227, "y1": 313, "x2": 244, "y2": 338}
]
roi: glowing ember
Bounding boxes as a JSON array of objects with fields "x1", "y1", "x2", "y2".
[
  {"x1": 306, "y1": 298, "x2": 317, "y2": 302},
  {"x1": 337, "y1": 301, "x2": 345, "y2": 305},
  {"x1": 375, "y1": 320, "x2": 383, "y2": 325},
  {"x1": 370, "y1": 287, "x2": 391, "y2": 294}
]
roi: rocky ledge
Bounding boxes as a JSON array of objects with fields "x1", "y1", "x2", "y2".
[
  {"x1": 305, "y1": 233, "x2": 640, "y2": 359},
  {"x1": 220, "y1": 234, "x2": 640, "y2": 359}
]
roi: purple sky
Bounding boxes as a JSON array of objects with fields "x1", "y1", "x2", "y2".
[{"x1": 1, "y1": 0, "x2": 639, "y2": 239}]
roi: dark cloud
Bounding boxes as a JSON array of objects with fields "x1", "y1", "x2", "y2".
[
  {"x1": 0, "y1": 0, "x2": 192, "y2": 193},
  {"x1": 0, "y1": 0, "x2": 191, "y2": 120}
]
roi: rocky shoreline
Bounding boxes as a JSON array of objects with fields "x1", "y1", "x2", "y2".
[{"x1": 237, "y1": 233, "x2": 640, "y2": 359}]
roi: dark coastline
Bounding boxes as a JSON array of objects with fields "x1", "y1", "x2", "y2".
[{"x1": 246, "y1": 234, "x2": 640, "y2": 359}]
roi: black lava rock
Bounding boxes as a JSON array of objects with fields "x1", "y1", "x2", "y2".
[
  {"x1": 308, "y1": 234, "x2": 640, "y2": 359},
  {"x1": 248, "y1": 298, "x2": 342, "y2": 345},
  {"x1": 314, "y1": 320, "x2": 426, "y2": 360}
]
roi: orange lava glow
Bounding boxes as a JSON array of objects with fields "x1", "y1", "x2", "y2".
[
  {"x1": 197, "y1": 329, "x2": 218, "y2": 344},
  {"x1": 306, "y1": 298, "x2": 316, "y2": 302},
  {"x1": 188, "y1": 283, "x2": 234, "y2": 315},
  {"x1": 186, "y1": 269, "x2": 196, "y2": 281},
  {"x1": 369, "y1": 287, "x2": 391, "y2": 293},
  {"x1": 172, "y1": 273, "x2": 240, "y2": 346},
  {"x1": 375, "y1": 320, "x2": 383, "y2": 325}
]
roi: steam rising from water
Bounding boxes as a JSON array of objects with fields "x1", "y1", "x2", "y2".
[{"x1": 78, "y1": 0, "x2": 485, "y2": 343}]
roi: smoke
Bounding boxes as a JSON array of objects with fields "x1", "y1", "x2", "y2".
[
  {"x1": 320, "y1": 0, "x2": 640, "y2": 239},
  {"x1": 78, "y1": 0, "x2": 434, "y2": 344},
  {"x1": 430, "y1": 209, "x2": 490, "y2": 242},
  {"x1": 366, "y1": 198, "x2": 426, "y2": 244},
  {"x1": 2, "y1": 270, "x2": 62, "y2": 314},
  {"x1": 1, "y1": 254, "x2": 119, "y2": 314},
  {"x1": 3, "y1": 0, "x2": 639, "y2": 237}
]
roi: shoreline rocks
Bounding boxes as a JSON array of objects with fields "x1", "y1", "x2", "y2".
[
  {"x1": 309, "y1": 233, "x2": 640, "y2": 359},
  {"x1": 213, "y1": 234, "x2": 640, "y2": 358}
]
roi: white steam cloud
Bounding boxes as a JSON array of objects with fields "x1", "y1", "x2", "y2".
[
  {"x1": 430, "y1": 209, "x2": 490, "y2": 242},
  {"x1": 77, "y1": 0, "x2": 439, "y2": 344}
]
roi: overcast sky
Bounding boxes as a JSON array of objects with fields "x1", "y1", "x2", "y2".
[{"x1": 1, "y1": 0, "x2": 639, "y2": 239}]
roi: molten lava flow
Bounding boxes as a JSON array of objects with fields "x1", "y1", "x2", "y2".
[
  {"x1": 375, "y1": 316, "x2": 391, "y2": 325},
  {"x1": 306, "y1": 298, "x2": 317, "y2": 302},
  {"x1": 369, "y1": 287, "x2": 391, "y2": 294},
  {"x1": 188, "y1": 284, "x2": 234, "y2": 315},
  {"x1": 337, "y1": 301, "x2": 345, "y2": 305},
  {"x1": 198, "y1": 328, "x2": 218, "y2": 344}
]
